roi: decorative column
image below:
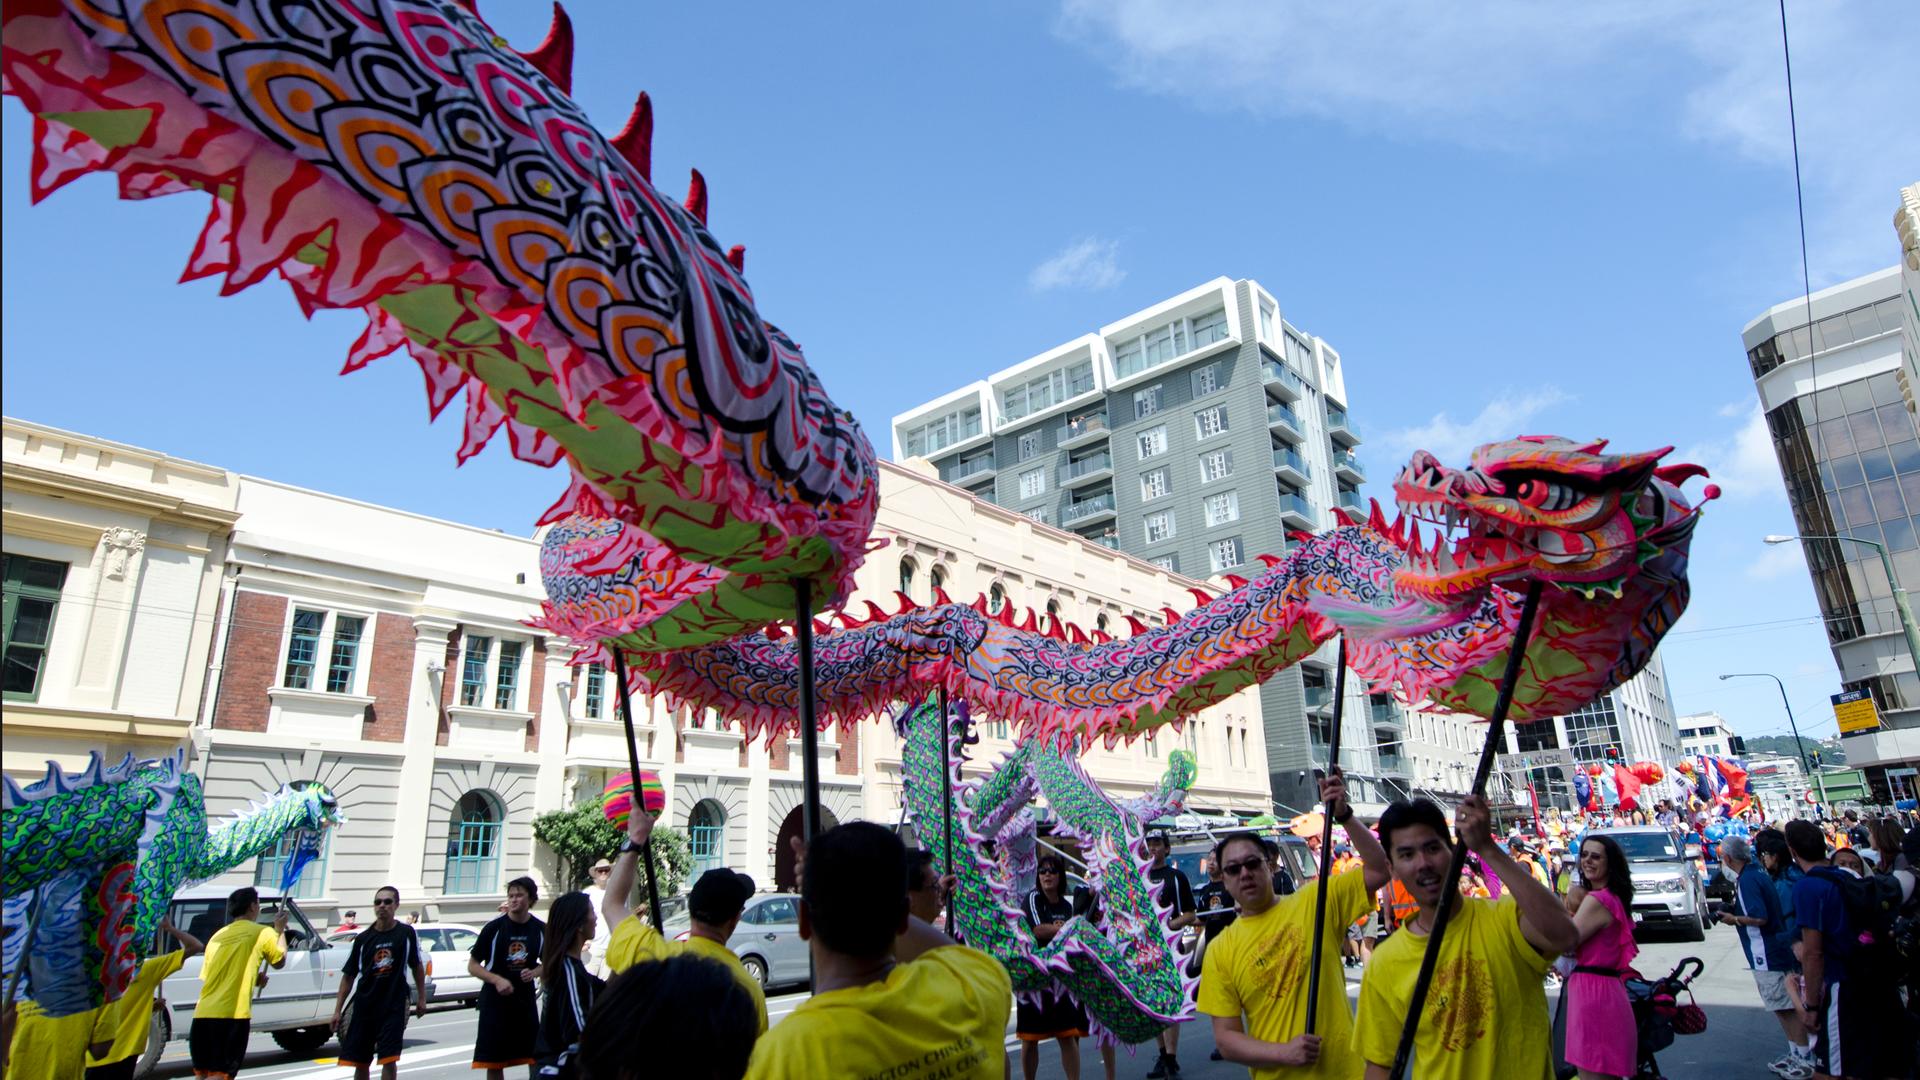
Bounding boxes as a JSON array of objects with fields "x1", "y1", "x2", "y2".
[
  {"x1": 532, "y1": 646, "x2": 573, "y2": 815},
  {"x1": 73, "y1": 527, "x2": 147, "y2": 709},
  {"x1": 389, "y1": 614, "x2": 457, "y2": 898}
]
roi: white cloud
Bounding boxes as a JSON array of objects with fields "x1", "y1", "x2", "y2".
[
  {"x1": 1678, "y1": 405, "x2": 1785, "y2": 502},
  {"x1": 1028, "y1": 236, "x2": 1125, "y2": 292},
  {"x1": 1747, "y1": 540, "x2": 1807, "y2": 582},
  {"x1": 1376, "y1": 387, "x2": 1570, "y2": 465},
  {"x1": 1054, "y1": 1, "x2": 1918, "y2": 278}
]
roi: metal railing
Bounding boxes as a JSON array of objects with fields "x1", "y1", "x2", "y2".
[
  {"x1": 1063, "y1": 492, "x2": 1117, "y2": 524},
  {"x1": 1326, "y1": 407, "x2": 1359, "y2": 439},
  {"x1": 1261, "y1": 359, "x2": 1305, "y2": 395},
  {"x1": 1268, "y1": 402, "x2": 1302, "y2": 431},
  {"x1": 1272, "y1": 447, "x2": 1310, "y2": 477},
  {"x1": 1058, "y1": 412, "x2": 1110, "y2": 441},
  {"x1": 1059, "y1": 451, "x2": 1112, "y2": 483},
  {"x1": 948, "y1": 455, "x2": 995, "y2": 482},
  {"x1": 1278, "y1": 491, "x2": 1315, "y2": 523},
  {"x1": 1334, "y1": 451, "x2": 1365, "y2": 479}
]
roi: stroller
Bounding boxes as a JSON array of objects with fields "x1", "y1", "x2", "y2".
[{"x1": 1553, "y1": 956, "x2": 1706, "y2": 1080}]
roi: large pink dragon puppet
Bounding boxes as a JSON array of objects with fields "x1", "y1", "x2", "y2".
[{"x1": 0, "y1": 0, "x2": 1710, "y2": 1036}]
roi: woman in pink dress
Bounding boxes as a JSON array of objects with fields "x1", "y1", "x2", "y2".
[{"x1": 1564, "y1": 834, "x2": 1639, "y2": 1079}]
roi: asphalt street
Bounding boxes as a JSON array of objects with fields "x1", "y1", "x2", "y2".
[{"x1": 148, "y1": 924, "x2": 1789, "y2": 1079}]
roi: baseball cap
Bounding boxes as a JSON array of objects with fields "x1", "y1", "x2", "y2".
[{"x1": 688, "y1": 869, "x2": 756, "y2": 924}]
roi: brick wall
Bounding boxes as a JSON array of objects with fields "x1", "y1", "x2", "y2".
[
  {"x1": 435, "y1": 631, "x2": 460, "y2": 746},
  {"x1": 361, "y1": 613, "x2": 416, "y2": 743},
  {"x1": 212, "y1": 591, "x2": 286, "y2": 732},
  {"x1": 523, "y1": 639, "x2": 546, "y2": 752},
  {"x1": 836, "y1": 723, "x2": 859, "y2": 776}
]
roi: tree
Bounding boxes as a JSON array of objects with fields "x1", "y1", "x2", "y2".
[{"x1": 533, "y1": 801, "x2": 694, "y2": 898}]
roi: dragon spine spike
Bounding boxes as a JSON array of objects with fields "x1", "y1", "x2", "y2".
[
  {"x1": 610, "y1": 91, "x2": 655, "y2": 182},
  {"x1": 1017, "y1": 608, "x2": 1038, "y2": 633},
  {"x1": 685, "y1": 168, "x2": 708, "y2": 224},
  {"x1": 516, "y1": 3, "x2": 576, "y2": 95},
  {"x1": 1185, "y1": 588, "x2": 1212, "y2": 608},
  {"x1": 892, "y1": 590, "x2": 917, "y2": 614},
  {"x1": 1159, "y1": 607, "x2": 1181, "y2": 625},
  {"x1": 726, "y1": 245, "x2": 745, "y2": 272},
  {"x1": 997, "y1": 603, "x2": 1016, "y2": 629},
  {"x1": 932, "y1": 586, "x2": 953, "y2": 607},
  {"x1": 863, "y1": 600, "x2": 890, "y2": 624},
  {"x1": 1254, "y1": 552, "x2": 1283, "y2": 567},
  {"x1": 1222, "y1": 574, "x2": 1250, "y2": 590},
  {"x1": 1123, "y1": 615, "x2": 1150, "y2": 636},
  {"x1": 970, "y1": 593, "x2": 989, "y2": 614}
]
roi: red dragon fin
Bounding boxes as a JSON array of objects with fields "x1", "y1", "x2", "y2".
[{"x1": 611, "y1": 92, "x2": 654, "y2": 182}]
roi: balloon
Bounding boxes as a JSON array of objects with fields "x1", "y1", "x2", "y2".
[{"x1": 602, "y1": 770, "x2": 665, "y2": 829}]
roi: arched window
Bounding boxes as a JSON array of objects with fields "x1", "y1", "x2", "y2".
[
  {"x1": 988, "y1": 582, "x2": 1006, "y2": 614},
  {"x1": 255, "y1": 828, "x2": 330, "y2": 900},
  {"x1": 1045, "y1": 598, "x2": 1061, "y2": 628},
  {"x1": 688, "y1": 799, "x2": 727, "y2": 876},
  {"x1": 1096, "y1": 613, "x2": 1110, "y2": 634},
  {"x1": 899, "y1": 557, "x2": 917, "y2": 599},
  {"x1": 445, "y1": 790, "x2": 503, "y2": 895},
  {"x1": 929, "y1": 565, "x2": 947, "y2": 598}
]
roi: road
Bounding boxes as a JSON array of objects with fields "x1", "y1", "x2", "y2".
[{"x1": 149, "y1": 924, "x2": 1786, "y2": 1079}]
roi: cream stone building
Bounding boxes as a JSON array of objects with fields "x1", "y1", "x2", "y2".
[{"x1": 2, "y1": 419, "x2": 1273, "y2": 927}]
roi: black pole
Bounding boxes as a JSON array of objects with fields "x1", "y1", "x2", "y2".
[
  {"x1": 609, "y1": 647, "x2": 662, "y2": 931},
  {"x1": 1303, "y1": 635, "x2": 1347, "y2": 1034},
  {"x1": 794, "y1": 578, "x2": 823, "y2": 842},
  {"x1": 1386, "y1": 580, "x2": 1544, "y2": 1080},
  {"x1": 938, "y1": 687, "x2": 955, "y2": 936}
]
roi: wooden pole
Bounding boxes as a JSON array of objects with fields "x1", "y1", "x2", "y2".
[
  {"x1": 1387, "y1": 580, "x2": 1545, "y2": 1080},
  {"x1": 1303, "y1": 635, "x2": 1348, "y2": 1034},
  {"x1": 609, "y1": 647, "x2": 662, "y2": 931},
  {"x1": 794, "y1": 579, "x2": 823, "y2": 842}
]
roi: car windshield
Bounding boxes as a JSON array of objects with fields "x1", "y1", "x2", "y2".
[{"x1": 1606, "y1": 833, "x2": 1680, "y2": 861}]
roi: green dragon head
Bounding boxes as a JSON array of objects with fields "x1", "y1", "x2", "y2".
[{"x1": 1387, "y1": 435, "x2": 1713, "y2": 604}]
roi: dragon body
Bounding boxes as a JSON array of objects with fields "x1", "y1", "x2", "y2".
[
  {"x1": 898, "y1": 697, "x2": 1199, "y2": 1045},
  {"x1": 1, "y1": 752, "x2": 341, "y2": 1017}
]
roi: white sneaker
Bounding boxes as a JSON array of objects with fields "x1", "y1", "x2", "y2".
[
  {"x1": 1778, "y1": 1061, "x2": 1813, "y2": 1080},
  {"x1": 1766, "y1": 1054, "x2": 1794, "y2": 1075}
]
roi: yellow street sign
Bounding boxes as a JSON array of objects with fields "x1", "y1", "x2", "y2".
[{"x1": 1831, "y1": 689, "x2": 1880, "y2": 734}]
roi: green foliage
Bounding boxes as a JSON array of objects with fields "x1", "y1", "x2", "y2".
[
  {"x1": 532, "y1": 801, "x2": 694, "y2": 899},
  {"x1": 1741, "y1": 735, "x2": 1846, "y2": 765}
]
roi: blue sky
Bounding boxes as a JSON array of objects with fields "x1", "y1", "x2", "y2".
[{"x1": 4, "y1": 2, "x2": 1915, "y2": 750}]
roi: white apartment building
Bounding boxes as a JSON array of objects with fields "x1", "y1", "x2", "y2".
[
  {"x1": 1679, "y1": 712, "x2": 1741, "y2": 759},
  {"x1": 1501, "y1": 658, "x2": 1684, "y2": 810},
  {"x1": 2, "y1": 419, "x2": 1273, "y2": 926}
]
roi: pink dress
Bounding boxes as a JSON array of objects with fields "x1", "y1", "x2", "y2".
[{"x1": 1565, "y1": 889, "x2": 1639, "y2": 1076}]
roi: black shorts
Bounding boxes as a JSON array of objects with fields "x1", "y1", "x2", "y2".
[
  {"x1": 339, "y1": 1001, "x2": 408, "y2": 1067},
  {"x1": 189, "y1": 1017, "x2": 250, "y2": 1079},
  {"x1": 472, "y1": 991, "x2": 538, "y2": 1069},
  {"x1": 85, "y1": 1059, "x2": 139, "y2": 1080},
  {"x1": 1810, "y1": 981, "x2": 1874, "y2": 1079},
  {"x1": 1015, "y1": 991, "x2": 1088, "y2": 1041}
]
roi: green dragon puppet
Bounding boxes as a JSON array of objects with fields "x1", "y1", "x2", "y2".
[{"x1": 2, "y1": 752, "x2": 342, "y2": 1017}]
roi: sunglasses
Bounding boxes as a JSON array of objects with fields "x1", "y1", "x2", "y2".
[{"x1": 1220, "y1": 858, "x2": 1268, "y2": 877}]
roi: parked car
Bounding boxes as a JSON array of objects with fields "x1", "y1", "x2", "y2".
[
  {"x1": 662, "y1": 893, "x2": 807, "y2": 990},
  {"x1": 1167, "y1": 832, "x2": 1318, "y2": 897},
  {"x1": 135, "y1": 887, "x2": 413, "y2": 1078},
  {"x1": 329, "y1": 922, "x2": 482, "y2": 1005},
  {"x1": 1589, "y1": 827, "x2": 1710, "y2": 941}
]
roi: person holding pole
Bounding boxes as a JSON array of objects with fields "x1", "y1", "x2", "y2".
[
  {"x1": 84, "y1": 920, "x2": 204, "y2": 1080},
  {"x1": 1198, "y1": 766, "x2": 1390, "y2": 1079},
  {"x1": 331, "y1": 886, "x2": 427, "y2": 1080},
  {"x1": 1353, "y1": 796, "x2": 1578, "y2": 1080},
  {"x1": 190, "y1": 887, "x2": 288, "y2": 1080}
]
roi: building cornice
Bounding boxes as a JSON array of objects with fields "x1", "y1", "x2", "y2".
[{"x1": 3, "y1": 460, "x2": 239, "y2": 534}]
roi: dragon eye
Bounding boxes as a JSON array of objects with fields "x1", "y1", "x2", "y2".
[{"x1": 1513, "y1": 479, "x2": 1578, "y2": 512}]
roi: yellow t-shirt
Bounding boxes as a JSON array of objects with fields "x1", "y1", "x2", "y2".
[
  {"x1": 197, "y1": 920, "x2": 286, "y2": 1020},
  {"x1": 1352, "y1": 897, "x2": 1554, "y2": 1080},
  {"x1": 87, "y1": 951, "x2": 187, "y2": 1066},
  {"x1": 4, "y1": 999, "x2": 96, "y2": 1080},
  {"x1": 744, "y1": 945, "x2": 1011, "y2": 1080},
  {"x1": 604, "y1": 916, "x2": 769, "y2": 1034},
  {"x1": 1197, "y1": 868, "x2": 1369, "y2": 1080}
]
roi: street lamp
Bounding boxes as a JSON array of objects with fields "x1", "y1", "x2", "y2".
[
  {"x1": 1719, "y1": 672, "x2": 1828, "y2": 806},
  {"x1": 1765, "y1": 533, "x2": 1920, "y2": 673}
]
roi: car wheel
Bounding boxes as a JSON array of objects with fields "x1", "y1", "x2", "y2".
[
  {"x1": 1681, "y1": 899, "x2": 1707, "y2": 942},
  {"x1": 270, "y1": 1024, "x2": 334, "y2": 1055},
  {"x1": 740, "y1": 955, "x2": 769, "y2": 989},
  {"x1": 132, "y1": 1005, "x2": 171, "y2": 1079}
]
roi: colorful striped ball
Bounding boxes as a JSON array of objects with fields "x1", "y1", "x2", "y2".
[{"x1": 601, "y1": 770, "x2": 665, "y2": 828}]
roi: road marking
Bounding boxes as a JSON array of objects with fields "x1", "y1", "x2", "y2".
[{"x1": 218, "y1": 1043, "x2": 474, "y2": 1080}]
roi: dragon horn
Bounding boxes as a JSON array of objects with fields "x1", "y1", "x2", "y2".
[
  {"x1": 685, "y1": 169, "x2": 708, "y2": 224},
  {"x1": 1367, "y1": 498, "x2": 1389, "y2": 531},
  {"x1": 1654, "y1": 463, "x2": 1711, "y2": 485},
  {"x1": 611, "y1": 92, "x2": 654, "y2": 182},
  {"x1": 726, "y1": 245, "x2": 746, "y2": 273},
  {"x1": 516, "y1": 3, "x2": 575, "y2": 94}
]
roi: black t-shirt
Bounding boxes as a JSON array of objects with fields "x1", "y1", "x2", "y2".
[
  {"x1": 1194, "y1": 881, "x2": 1235, "y2": 941},
  {"x1": 343, "y1": 923, "x2": 421, "y2": 1011},
  {"x1": 473, "y1": 914, "x2": 545, "y2": 1008},
  {"x1": 1023, "y1": 889, "x2": 1076, "y2": 929},
  {"x1": 1148, "y1": 864, "x2": 1196, "y2": 919},
  {"x1": 1847, "y1": 823, "x2": 1872, "y2": 849},
  {"x1": 536, "y1": 955, "x2": 604, "y2": 1064}
]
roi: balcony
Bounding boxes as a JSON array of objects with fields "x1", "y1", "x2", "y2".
[
  {"x1": 945, "y1": 454, "x2": 997, "y2": 484},
  {"x1": 1272, "y1": 447, "x2": 1310, "y2": 485},
  {"x1": 1338, "y1": 489, "x2": 1364, "y2": 516},
  {"x1": 1081, "y1": 530, "x2": 1121, "y2": 551},
  {"x1": 1261, "y1": 359, "x2": 1305, "y2": 401},
  {"x1": 1058, "y1": 450, "x2": 1113, "y2": 488},
  {"x1": 1327, "y1": 407, "x2": 1361, "y2": 446},
  {"x1": 1377, "y1": 751, "x2": 1411, "y2": 778},
  {"x1": 1057, "y1": 412, "x2": 1110, "y2": 449},
  {"x1": 1304, "y1": 685, "x2": 1333, "y2": 711},
  {"x1": 1267, "y1": 401, "x2": 1303, "y2": 441},
  {"x1": 1334, "y1": 451, "x2": 1365, "y2": 482},
  {"x1": 1277, "y1": 490, "x2": 1316, "y2": 530},
  {"x1": 1369, "y1": 700, "x2": 1404, "y2": 727},
  {"x1": 1063, "y1": 491, "x2": 1117, "y2": 526}
]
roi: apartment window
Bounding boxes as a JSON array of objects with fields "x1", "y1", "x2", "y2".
[
  {"x1": 445, "y1": 790, "x2": 503, "y2": 894},
  {"x1": 1192, "y1": 364, "x2": 1221, "y2": 397},
  {"x1": 903, "y1": 407, "x2": 983, "y2": 457},
  {"x1": 1018, "y1": 431, "x2": 1041, "y2": 462},
  {"x1": 1151, "y1": 553, "x2": 1179, "y2": 573},
  {"x1": 584, "y1": 662, "x2": 606, "y2": 719},
  {"x1": 1134, "y1": 386, "x2": 1162, "y2": 420},
  {"x1": 1145, "y1": 510, "x2": 1176, "y2": 545},
  {"x1": 1259, "y1": 301, "x2": 1276, "y2": 341},
  {"x1": 1137, "y1": 425, "x2": 1167, "y2": 459},
  {"x1": 2, "y1": 555, "x2": 67, "y2": 701},
  {"x1": 494, "y1": 640, "x2": 523, "y2": 710},
  {"x1": 1144, "y1": 324, "x2": 1187, "y2": 366},
  {"x1": 688, "y1": 799, "x2": 727, "y2": 876},
  {"x1": 1205, "y1": 491, "x2": 1240, "y2": 527},
  {"x1": 460, "y1": 635, "x2": 492, "y2": 707},
  {"x1": 1111, "y1": 306, "x2": 1229, "y2": 378},
  {"x1": 1019, "y1": 468, "x2": 1046, "y2": 500},
  {"x1": 283, "y1": 608, "x2": 367, "y2": 694},
  {"x1": 1140, "y1": 468, "x2": 1170, "y2": 501},
  {"x1": 1030, "y1": 506, "x2": 1050, "y2": 525},
  {"x1": 1196, "y1": 405, "x2": 1229, "y2": 439},
  {"x1": 1199, "y1": 449, "x2": 1233, "y2": 483},
  {"x1": 1209, "y1": 537, "x2": 1243, "y2": 572},
  {"x1": 1003, "y1": 360, "x2": 1094, "y2": 421}
]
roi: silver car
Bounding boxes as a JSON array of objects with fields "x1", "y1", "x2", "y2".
[
  {"x1": 663, "y1": 893, "x2": 807, "y2": 990},
  {"x1": 1588, "y1": 827, "x2": 1710, "y2": 942}
]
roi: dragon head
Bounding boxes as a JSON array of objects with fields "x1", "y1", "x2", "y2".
[
  {"x1": 1387, "y1": 435, "x2": 1711, "y2": 604},
  {"x1": 284, "y1": 779, "x2": 344, "y2": 830}
]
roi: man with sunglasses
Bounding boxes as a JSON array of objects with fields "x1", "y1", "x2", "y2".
[
  {"x1": 332, "y1": 886, "x2": 426, "y2": 1080},
  {"x1": 1197, "y1": 767, "x2": 1390, "y2": 1079}
]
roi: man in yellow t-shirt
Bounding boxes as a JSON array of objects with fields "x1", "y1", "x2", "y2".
[
  {"x1": 190, "y1": 887, "x2": 288, "y2": 1079},
  {"x1": 744, "y1": 822, "x2": 1012, "y2": 1080},
  {"x1": 599, "y1": 808, "x2": 769, "y2": 1034},
  {"x1": 1353, "y1": 795, "x2": 1579, "y2": 1080},
  {"x1": 84, "y1": 919, "x2": 204, "y2": 1080},
  {"x1": 1199, "y1": 767, "x2": 1391, "y2": 1079},
  {"x1": 5, "y1": 998, "x2": 97, "y2": 1080}
]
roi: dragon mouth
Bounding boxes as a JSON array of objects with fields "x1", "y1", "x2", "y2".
[{"x1": 1387, "y1": 458, "x2": 1588, "y2": 600}]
